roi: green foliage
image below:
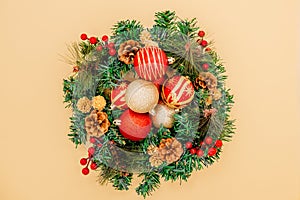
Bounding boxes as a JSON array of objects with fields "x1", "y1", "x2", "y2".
[
  {"x1": 176, "y1": 18, "x2": 199, "y2": 38},
  {"x1": 63, "y1": 77, "x2": 75, "y2": 108},
  {"x1": 136, "y1": 172, "x2": 160, "y2": 198},
  {"x1": 154, "y1": 10, "x2": 176, "y2": 29}
]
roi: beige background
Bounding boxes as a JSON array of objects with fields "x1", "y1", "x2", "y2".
[{"x1": 0, "y1": 0, "x2": 299, "y2": 199}]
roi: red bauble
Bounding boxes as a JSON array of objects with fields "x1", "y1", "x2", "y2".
[
  {"x1": 118, "y1": 109, "x2": 152, "y2": 141},
  {"x1": 185, "y1": 141, "x2": 193, "y2": 149},
  {"x1": 133, "y1": 47, "x2": 168, "y2": 81},
  {"x1": 80, "y1": 33, "x2": 88, "y2": 40},
  {"x1": 102, "y1": 35, "x2": 109, "y2": 42},
  {"x1": 200, "y1": 40, "x2": 208, "y2": 47},
  {"x1": 198, "y1": 30, "x2": 205, "y2": 37},
  {"x1": 111, "y1": 82, "x2": 129, "y2": 110},
  {"x1": 215, "y1": 140, "x2": 223, "y2": 148},
  {"x1": 80, "y1": 158, "x2": 87, "y2": 165},
  {"x1": 161, "y1": 75, "x2": 195, "y2": 109},
  {"x1": 196, "y1": 149, "x2": 204, "y2": 157},
  {"x1": 208, "y1": 148, "x2": 217, "y2": 156},
  {"x1": 90, "y1": 162, "x2": 98, "y2": 170},
  {"x1": 205, "y1": 136, "x2": 213, "y2": 145},
  {"x1": 82, "y1": 167, "x2": 89, "y2": 175},
  {"x1": 202, "y1": 63, "x2": 209, "y2": 71}
]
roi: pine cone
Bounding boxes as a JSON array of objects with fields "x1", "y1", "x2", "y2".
[
  {"x1": 77, "y1": 97, "x2": 92, "y2": 113},
  {"x1": 147, "y1": 145, "x2": 159, "y2": 155},
  {"x1": 158, "y1": 138, "x2": 183, "y2": 164},
  {"x1": 92, "y1": 95, "x2": 106, "y2": 111},
  {"x1": 149, "y1": 152, "x2": 164, "y2": 167},
  {"x1": 118, "y1": 40, "x2": 141, "y2": 64},
  {"x1": 140, "y1": 30, "x2": 159, "y2": 47},
  {"x1": 85, "y1": 110, "x2": 110, "y2": 137},
  {"x1": 194, "y1": 72, "x2": 218, "y2": 90}
]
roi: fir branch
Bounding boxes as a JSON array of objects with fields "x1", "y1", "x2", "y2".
[
  {"x1": 136, "y1": 172, "x2": 160, "y2": 198},
  {"x1": 154, "y1": 10, "x2": 176, "y2": 30},
  {"x1": 176, "y1": 18, "x2": 199, "y2": 38}
]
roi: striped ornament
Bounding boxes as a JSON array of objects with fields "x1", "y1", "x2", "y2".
[
  {"x1": 133, "y1": 47, "x2": 168, "y2": 81},
  {"x1": 161, "y1": 75, "x2": 195, "y2": 109},
  {"x1": 110, "y1": 82, "x2": 128, "y2": 110}
]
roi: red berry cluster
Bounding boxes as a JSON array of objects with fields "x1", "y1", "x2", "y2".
[
  {"x1": 185, "y1": 137, "x2": 223, "y2": 157},
  {"x1": 196, "y1": 30, "x2": 211, "y2": 71},
  {"x1": 80, "y1": 33, "x2": 116, "y2": 56},
  {"x1": 80, "y1": 146, "x2": 98, "y2": 175}
]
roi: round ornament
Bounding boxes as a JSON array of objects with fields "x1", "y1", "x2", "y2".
[
  {"x1": 151, "y1": 103, "x2": 175, "y2": 128},
  {"x1": 111, "y1": 82, "x2": 128, "y2": 110},
  {"x1": 125, "y1": 79, "x2": 159, "y2": 113},
  {"x1": 118, "y1": 109, "x2": 152, "y2": 141},
  {"x1": 161, "y1": 75, "x2": 195, "y2": 109},
  {"x1": 133, "y1": 46, "x2": 168, "y2": 81}
]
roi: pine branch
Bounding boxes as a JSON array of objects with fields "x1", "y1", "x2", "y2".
[{"x1": 136, "y1": 172, "x2": 160, "y2": 198}]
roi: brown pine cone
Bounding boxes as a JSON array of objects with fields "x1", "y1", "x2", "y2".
[
  {"x1": 158, "y1": 138, "x2": 183, "y2": 164},
  {"x1": 118, "y1": 40, "x2": 141, "y2": 64},
  {"x1": 85, "y1": 110, "x2": 110, "y2": 137},
  {"x1": 149, "y1": 153, "x2": 164, "y2": 167},
  {"x1": 194, "y1": 72, "x2": 218, "y2": 91}
]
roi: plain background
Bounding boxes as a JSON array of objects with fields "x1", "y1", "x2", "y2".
[{"x1": 0, "y1": 0, "x2": 299, "y2": 199}]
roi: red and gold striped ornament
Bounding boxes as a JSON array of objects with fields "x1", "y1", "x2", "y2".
[
  {"x1": 133, "y1": 46, "x2": 168, "y2": 81},
  {"x1": 110, "y1": 82, "x2": 128, "y2": 109},
  {"x1": 161, "y1": 75, "x2": 195, "y2": 109}
]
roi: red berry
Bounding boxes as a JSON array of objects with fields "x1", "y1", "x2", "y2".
[
  {"x1": 200, "y1": 40, "x2": 208, "y2": 47},
  {"x1": 89, "y1": 37, "x2": 98, "y2": 44},
  {"x1": 185, "y1": 141, "x2": 193, "y2": 149},
  {"x1": 215, "y1": 140, "x2": 223, "y2": 148},
  {"x1": 196, "y1": 149, "x2": 204, "y2": 157},
  {"x1": 90, "y1": 162, "x2": 98, "y2": 170},
  {"x1": 109, "y1": 48, "x2": 116, "y2": 56},
  {"x1": 80, "y1": 158, "x2": 87, "y2": 165},
  {"x1": 198, "y1": 30, "x2": 205, "y2": 37},
  {"x1": 189, "y1": 148, "x2": 197, "y2": 155},
  {"x1": 200, "y1": 141, "x2": 206, "y2": 147},
  {"x1": 202, "y1": 63, "x2": 209, "y2": 71},
  {"x1": 82, "y1": 167, "x2": 89, "y2": 175},
  {"x1": 97, "y1": 143, "x2": 103, "y2": 148},
  {"x1": 108, "y1": 42, "x2": 115, "y2": 49},
  {"x1": 88, "y1": 147, "x2": 95, "y2": 155},
  {"x1": 208, "y1": 148, "x2": 217, "y2": 156},
  {"x1": 96, "y1": 45, "x2": 103, "y2": 52},
  {"x1": 90, "y1": 137, "x2": 96, "y2": 144},
  {"x1": 205, "y1": 136, "x2": 213, "y2": 145},
  {"x1": 102, "y1": 35, "x2": 109, "y2": 42},
  {"x1": 205, "y1": 47, "x2": 211, "y2": 52},
  {"x1": 80, "y1": 33, "x2": 88, "y2": 40}
]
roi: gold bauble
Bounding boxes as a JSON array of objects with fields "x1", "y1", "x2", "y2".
[
  {"x1": 125, "y1": 79, "x2": 159, "y2": 113},
  {"x1": 151, "y1": 103, "x2": 175, "y2": 128}
]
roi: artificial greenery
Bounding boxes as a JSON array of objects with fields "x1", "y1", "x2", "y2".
[{"x1": 63, "y1": 10, "x2": 235, "y2": 198}]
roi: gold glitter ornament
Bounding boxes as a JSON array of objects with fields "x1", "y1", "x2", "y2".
[
  {"x1": 125, "y1": 79, "x2": 159, "y2": 113},
  {"x1": 151, "y1": 103, "x2": 175, "y2": 128},
  {"x1": 92, "y1": 95, "x2": 106, "y2": 111}
]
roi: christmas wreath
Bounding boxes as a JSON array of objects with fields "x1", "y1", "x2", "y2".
[{"x1": 63, "y1": 11, "x2": 235, "y2": 197}]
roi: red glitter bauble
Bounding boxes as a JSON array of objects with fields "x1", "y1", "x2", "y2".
[{"x1": 118, "y1": 109, "x2": 152, "y2": 141}]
